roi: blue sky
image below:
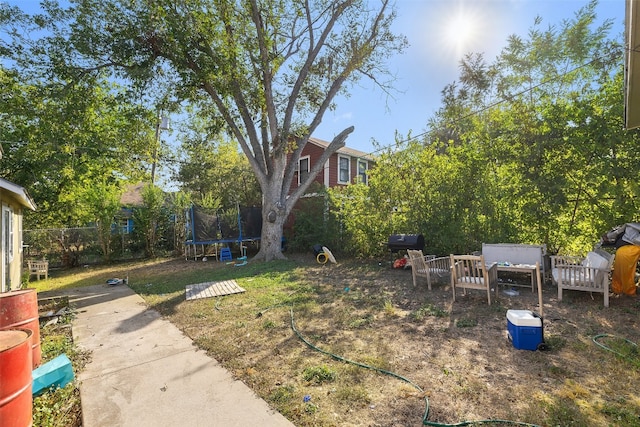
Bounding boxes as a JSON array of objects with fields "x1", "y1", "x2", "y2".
[
  {"x1": 315, "y1": 0, "x2": 624, "y2": 154},
  {"x1": 4, "y1": 0, "x2": 624, "y2": 156}
]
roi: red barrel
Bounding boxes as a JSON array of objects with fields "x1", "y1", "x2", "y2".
[
  {"x1": 0, "y1": 289, "x2": 41, "y2": 368},
  {"x1": 0, "y1": 329, "x2": 33, "y2": 427}
]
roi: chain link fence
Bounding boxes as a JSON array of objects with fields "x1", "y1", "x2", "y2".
[{"x1": 23, "y1": 226, "x2": 147, "y2": 268}]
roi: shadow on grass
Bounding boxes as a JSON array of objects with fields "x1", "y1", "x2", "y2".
[{"x1": 35, "y1": 256, "x2": 640, "y2": 426}]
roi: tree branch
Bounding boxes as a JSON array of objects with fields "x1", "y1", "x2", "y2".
[{"x1": 286, "y1": 126, "x2": 354, "y2": 212}]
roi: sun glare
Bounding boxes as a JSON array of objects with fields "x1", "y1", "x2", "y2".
[
  {"x1": 446, "y1": 11, "x2": 478, "y2": 56},
  {"x1": 449, "y1": 15, "x2": 475, "y2": 45},
  {"x1": 433, "y1": 3, "x2": 488, "y2": 60}
]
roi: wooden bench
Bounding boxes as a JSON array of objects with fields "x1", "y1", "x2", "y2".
[
  {"x1": 550, "y1": 249, "x2": 614, "y2": 307},
  {"x1": 27, "y1": 260, "x2": 49, "y2": 280}
]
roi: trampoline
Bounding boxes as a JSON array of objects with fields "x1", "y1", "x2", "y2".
[{"x1": 184, "y1": 204, "x2": 262, "y2": 261}]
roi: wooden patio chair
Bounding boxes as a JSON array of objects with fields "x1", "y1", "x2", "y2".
[
  {"x1": 407, "y1": 250, "x2": 450, "y2": 290},
  {"x1": 450, "y1": 254, "x2": 498, "y2": 305},
  {"x1": 27, "y1": 260, "x2": 49, "y2": 280}
]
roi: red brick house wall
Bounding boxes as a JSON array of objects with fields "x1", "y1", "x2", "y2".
[
  {"x1": 288, "y1": 137, "x2": 374, "y2": 193},
  {"x1": 284, "y1": 137, "x2": 375, "y2": 242}
]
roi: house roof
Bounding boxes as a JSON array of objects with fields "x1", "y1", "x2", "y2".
[
  {"x1": 120, "y1": 183, "x2": 145, "y2": 207},
  {"x1": 0, "y1": 177, "x2": 36, "y2": 210},
  {"x1": 308, "y1": 137, "x2": 375, "y2": 161}
]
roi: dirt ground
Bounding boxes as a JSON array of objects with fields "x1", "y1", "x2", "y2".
[{"x1": 124, "y1": 254, "x2": 640, "y2": 426}]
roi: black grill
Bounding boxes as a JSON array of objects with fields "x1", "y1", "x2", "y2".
[{"x1": 387, "y1": 234, "x2": 425, "y2": 253}]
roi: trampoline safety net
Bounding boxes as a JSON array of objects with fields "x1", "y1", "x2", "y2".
[{"x1": 187, "y1": 205, "x2": 262, "y2": 243}]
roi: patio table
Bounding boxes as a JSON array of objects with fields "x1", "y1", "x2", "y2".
[{"x1": 495, "y1": 262, "x2": 542, "y2": 293}]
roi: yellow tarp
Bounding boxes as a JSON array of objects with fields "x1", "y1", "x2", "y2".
[{"x1": 611, "y1": 245, "x2": 640, "y2": 295}]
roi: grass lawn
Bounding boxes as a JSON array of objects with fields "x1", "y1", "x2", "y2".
[{"x1": 32, "y1": 254, "x2": 640, "y2": 426}]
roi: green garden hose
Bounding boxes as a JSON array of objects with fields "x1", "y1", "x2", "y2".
[
  {"x1": 592, "y1": 333, "x2": 639, "y2": 364},
  {"x1": 288, "y1": 308, "x2": 541, "y2": 427}
]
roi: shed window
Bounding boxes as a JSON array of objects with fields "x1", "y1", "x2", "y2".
[{"x1": 5, "y1": 206, "x2": 13, "y2": 262}]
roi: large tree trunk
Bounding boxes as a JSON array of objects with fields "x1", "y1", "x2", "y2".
[
  {"x1": 251, "y1": 128, "x2": 354, "y2": 262},
  {"x1": 254, "y1": 212, "x2": 287, "y2": 261},
  {"x1": 253, "y1": 178, "x2": 289, "y2": 262}
]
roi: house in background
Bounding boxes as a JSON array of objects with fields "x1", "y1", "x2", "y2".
[
  {"x1": 0, "y1": 177, "x2": 36, "y2": 292},
  {"x1": 117, "y1": 182, "x2": 146, "y2": 235},
  {"x1": 284, "y1": 137, "x2": 374, "y2": 245},
  {"x1": 289, "y1": 137, "x2": 375, "y2": 193}
]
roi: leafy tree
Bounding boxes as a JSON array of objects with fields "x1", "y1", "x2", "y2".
[
  {"x1": 169, "y1": 190, "x2": 192, "y2": 257},
  {"x1": 483, "y1": 0, "x2": 625, "y2": 253},
  {"x1": 78, "y1": 178, "x2": 122, "y2": 262},
  {"x1": 331, "y1": 0, "x2": 638, "y2": 257},
  {"x1": 0, "y1": 68, "x2": 153, "y2": 229},
  {"x1": 132, "y1": 184, "x2": 166, "y2": 258},
  {"x1": 31, "y1": 0, "x2": 407, "y2": 261},
  {"x1": 0, "y1": 6, "x2": 158, "y2": 229},
  {"x1": 421, "y1": 0, "x2": 629, "y2": 254},
  {"x1": 177, "y1": 115, "x2": 260, "y2": 208}
]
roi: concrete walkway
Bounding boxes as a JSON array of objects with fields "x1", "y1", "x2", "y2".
[{"x1": 63, "y1": 283, "x2": 293, "y2": 427}]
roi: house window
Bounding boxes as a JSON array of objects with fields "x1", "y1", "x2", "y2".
[
  {"x1": 298, "y1": 156, "x2": 310, "y2": 185},
  {"x1": 119, "y1": 218, "x2": 131, "y2": 234},
  {"x1": 357, "y1": 159, "x2": 368, "y2": 184},
  {"x1": 338, "y1": 156, "x2": 350, "y2": 183}
]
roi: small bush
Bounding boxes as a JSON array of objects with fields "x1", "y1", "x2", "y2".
[
  {"x1": 455, "y1": 317, "x2": 477, "y2": 328},
  {"x1": 303, "y1": 365, "x2": 337, "y2": 384},
  {"x1": 334, "y1": 385, "x2": 371, "y2": 405},
  {"x1": 383, "y1": 300, "x2": 396, "y2": 316},
  {"x1": 269, "y1": 384, "x2": 296, "y2": 404},
  {"x1": 412, "y1": 303, "x2": 448, "y2": 321}
]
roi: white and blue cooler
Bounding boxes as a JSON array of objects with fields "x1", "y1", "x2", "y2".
[{"x1": 506, "y1": 309, "x2": 543, "y2": 351}]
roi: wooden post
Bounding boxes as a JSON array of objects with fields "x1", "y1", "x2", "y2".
[{"x1": 536, "y1": 262, "x2": 543, "y2": 318}]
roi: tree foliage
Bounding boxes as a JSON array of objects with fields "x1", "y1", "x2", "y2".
[
  {"x1": 0, "y1": 1, "x2": 156, "y2": 229},
  {"x1": 78, "y1": 178, "x2": 122, "y2": 262},
  {"x1": 177, "y1": 114, "x2": 261, "y2": 208},
  {"x1": 0, "y1": 66, "x2": 153, "y2": 228},
  {"x1": 29, "y1": 0, "x2": 407, "y2": 261},
  {"x1": 327, "y1": 0, "x2": 640, "y2": 257},
  {"x1": 132, "y1": 184, "x2": 167, "y2": 258},
  {"x1": 169, "y1": 190, "x2": 192, "y2": 257}
]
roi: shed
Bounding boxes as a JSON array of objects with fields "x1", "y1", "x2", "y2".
[{"x1": 0, "y1": 177, "x2": 36, "y2": 292}]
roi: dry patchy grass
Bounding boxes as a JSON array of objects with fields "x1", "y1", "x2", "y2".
[{"x1": 36, "y1": 254, "x2": 640, "y2": 427}]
